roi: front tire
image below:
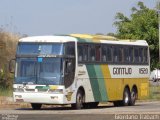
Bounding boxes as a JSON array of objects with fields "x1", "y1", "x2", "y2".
[
  {"x1": 31, "y1": 103, "x2": 42, "y2": 110},
  {"x1": 71, "y1": 90, "x2": 84, "y2": 109}
]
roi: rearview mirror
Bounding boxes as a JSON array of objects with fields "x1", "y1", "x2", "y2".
[{"x1": 9, "y1": 59, "x2": 15, "y2": 73}]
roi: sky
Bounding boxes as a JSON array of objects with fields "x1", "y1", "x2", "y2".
[{"x1": 0, "y1": 0, "x2": 158, "y2": 36}]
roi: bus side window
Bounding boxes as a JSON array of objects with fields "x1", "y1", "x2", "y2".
[
  {"x1": 82, "y1": 45, "x2": 88, "y2": 61},
  {"x1": 101, "y1": 45, "x2": 112, "y2": 62},
  {"x1": 101, "y1": 46, "x2": 107, "y2": 62},
  {"x1": 106, "y1": 46, "x2": 112, "y2": 62},
  {"x1": 78, "y1": 45, "x2": 83, "y2": 62},
  {"x1": 89, "y1": 45, "x2": 95, "y2": 62},
  {"x1": 129, "y1": 47, "x2": 133, "y2": 63},
  {"x1": 78, "y1": 44, "x2": 88, "y2": 62},
  {"x1": 124, "y1": 47, "x2": 129, "y2": 63},
  {"x1": 113, "y1": 46, "x2": 122, "y2": 63},
  {"x1": 144, "y1": 48, "x2": 148, "y2": 64},
  {"x1": 139, "y1": 48, "x2": 143, "y2": 63},
  {"x1": 95, "y1": 45, "x2": 101, "y2": 62},
  {"x1": 124, "y1": 46, "x2": 133, "y2": 63},
  {"x1": 113, "y1": 47, "x2": 118, "y2": 62},
  {"x1": 134, "y1": 47, "x2": 139, "y2": 63},
  {"x1": 119, "y1": 47, "x2": 123, "y2": 62}
]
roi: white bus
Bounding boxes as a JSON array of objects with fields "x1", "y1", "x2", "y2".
[{"x1": 12, "y1": 34, "x2": 150, "y2": 109}]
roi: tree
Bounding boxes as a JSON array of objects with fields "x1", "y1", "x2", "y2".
[
  {"x1": 114, "y1": 1, "x2": 159, "y2": 70},
  {"x1": 0, "y1": 31, "x2": 19, "y2": 88}
]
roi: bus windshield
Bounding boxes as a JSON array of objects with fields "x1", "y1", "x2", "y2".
[
  {"x1": 15, "y1": 58, "x2": 63, "y2": 85},
  {"x1": 17, "y1": 43, "x2": 63, "y2": 55}
]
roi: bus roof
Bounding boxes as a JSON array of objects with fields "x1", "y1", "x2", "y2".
[
  {"x1": 70, "y1": 34, "x2": 117, "y2": 40},
  {"x1": 19, "y1": 36, "x2": 77, "y2": 43},
  {"x1": 19, "y1": 34, "x2": 148, "y2": 46}
]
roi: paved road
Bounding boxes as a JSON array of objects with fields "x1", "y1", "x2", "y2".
[{"x1": 0, "y1": 101, "x2": 160, "y2": 120}]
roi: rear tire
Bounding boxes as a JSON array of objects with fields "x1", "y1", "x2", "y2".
[
  {"x1": 121, "y1": 88, "x2": 130, "y2": 106},
  {"x1": 31, "y1": 103, "x2": 42, "y2": 110},
  {"x1": 129, "y1": 88, "x2": 137, "y2": 106}
]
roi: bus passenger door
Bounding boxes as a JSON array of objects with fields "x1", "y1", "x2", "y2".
[{"x1": 64, "y1": 42, "x2": 76, "y2": 89}]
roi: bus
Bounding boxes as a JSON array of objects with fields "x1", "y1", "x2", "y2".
[{"x1": 12, "y1": 34, "x2": 150, "y2": 109}]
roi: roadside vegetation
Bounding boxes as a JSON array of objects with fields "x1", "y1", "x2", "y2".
[
  {"x1": 0, "y1": 30, "x2": 19, "y2": 92},
  {"x1": 0, "y1": 87, "x2": 12, "y2": 96},
  {"x1": 149, "y1": 83, "x2": 160, "y2": 100},
  {"x1": 113, "y1": 1, "x2": 159, "y2": 70}
]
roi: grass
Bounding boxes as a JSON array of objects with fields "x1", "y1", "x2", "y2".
[
  {"x1": 0, "y1": 87, "x2": 13, "y2": 97},
  {"x1": 148, "y1": 84, "x2": 160, "y2": 100}
]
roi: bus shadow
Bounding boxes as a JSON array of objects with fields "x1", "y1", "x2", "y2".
[{"x1": 15, "y1": 104, "x2": 143, "y2": 111}]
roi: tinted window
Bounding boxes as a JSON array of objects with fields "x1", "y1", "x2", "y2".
[
  {"x1": 65, "y1": 43, "x2": 75, "y2": 56},
  {"x1": 101, "y1": 46, "x2": 107, "y2": 62},
  {"x1": 139, "y1": 48, "x2": 143, "y2": 63},
  {"x1": 113, "y1": 46, "x2": 122, "y2": 62},
  {"x1": 83, "y1": 45, "x2": 88, "y2": 61},
  {"x1": 78, "y1": 44, "x2": 148, "y2": 65},
  {"x1": 134, "y1": 48, "x2": 139, "y2": 63},
  {"x1": 78, "y1": 44, "x2": 88, "y2": 62},
  {"x1": 134, "y1": 47, "x2": 144, "y2": 63},
  {"x1": 124, "y1": 47, "x2": 133, "y2": 63},
  {"x1": 144, "y1": 48, "x2": 148, "y2": 63},
  {"x1": 129, "y1": 47, "x2": 134, "y2": 62},
  {"x1": 18, "y1": 43, "x2": 63, "y2": 55},
  {"x1": 107, "y1": 46, "x2": 112, "y2": 62},
  {"x1": 78, "y1": 45, "x2": 83, "y2": 61},
  {"x1": 102, "y1": 46, "x2": 112, "y2": 62},
  {"x1": 124, "y1": 47, "x2": 129, "y2": 62},
  {"x1": 89, "y1": 45, "x2": 95, "y2": 61},
  {"x1": 95, "y1": 45, "x2": 101, "y2": 61}
]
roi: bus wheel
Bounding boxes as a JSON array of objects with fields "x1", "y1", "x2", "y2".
[
  {"x1": 122, "y1": 88, "x2": 130, "y2": 106},
  {"x1": 72, "y1": 90, "x2": 84, "y2": 109},
  {"x1": 129, "y1": 88, "x2": 137, "y2": 106},
  {"x1": 31, "y1": 103, "x2": 42, "y2": 110}
]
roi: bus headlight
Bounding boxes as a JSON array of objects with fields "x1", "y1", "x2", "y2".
[
  {"x1": 48, "y1": 89, "x2": 63, "y2": 94},
  {"x1": 14, "y1": 88, "x2": 24, "y2": 92}
]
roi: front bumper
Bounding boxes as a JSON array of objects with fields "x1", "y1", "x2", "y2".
[{"x1": 13, "y1": 92, "x2": 65, "y2": 104}]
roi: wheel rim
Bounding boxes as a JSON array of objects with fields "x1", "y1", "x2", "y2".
[
  {"x1": 131, "y1": 91, "x2": 136, "y2": 103},
  {"x1": 124, "y1": 92, "x2": 129, "y2": 103},
  {"x1": 131, "y1": 92, "x2": 135, "y2": 99}
]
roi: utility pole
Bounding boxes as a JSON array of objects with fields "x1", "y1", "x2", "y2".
[
  {"x1": 158, "y1": 8, "x2": 160, "y2": 64},
  {"x1": 157, "y1": 1, "x2": 160, "y2": 64}
]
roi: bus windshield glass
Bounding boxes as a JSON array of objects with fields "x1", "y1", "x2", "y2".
[
  {"x1": 17, "y1": 43, "x2": 63, "y2": 55},
  {"x1": 15, "y1": 58, "x2": 62, "y2": 85}
]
